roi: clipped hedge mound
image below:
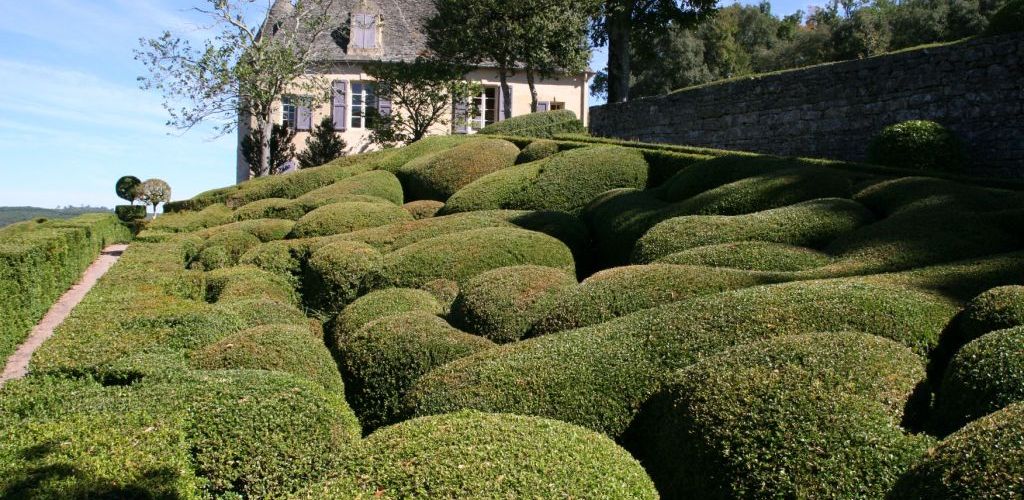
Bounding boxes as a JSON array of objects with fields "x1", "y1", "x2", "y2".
[
  {"x1": 303, "y1": 241, "x2": 383, "y2": 313},
  {"x1": 630, "y1": 333, "x2": 931, "y2": 499},
  {"x1": 442, "y1": 145, "x2": 649, "y2": 216},
  {"x1": 516, "y1": 138, "x2": 560, "y2": 163},
  {"x1": 398, "y1": 138, "x2": 519, "y2": 201},
  {"x1": 668, "y1": 167, "x2": 853, "y2": 214},
  {"x1": 233, "y1": 197, "x2": 307, "y2": 221},
  {"x1": 334, "y1": 411, "x2": 657, "y2": 498},
  {"x1": 189, "y1": 229, "x2": 262, "y2": 270},
  {"x1": 213, "y1": 297, "x2": 316, "y2": 332},
  {"x1": 853, "y1": 176, "x2": 1024, "y2": 216},
  {"x1": 290, "y1": 201, "x2": 412, "y2": 238},
  {"x1": 239, "y1": 238, "x2": 316, "y2": 280},
  {"x1": 294, "y1": 170, "x2": 404, "y2": 207},
  {"x1": 478, "y1": 109, "x2": 587, "y2": 138},
  {"x1": 633, "y1": 198, "x2": 874, "y2": 263},
  {"x1": 401, "y1": 199, "x2": 444, "y2": 219},
  {"x1": 379, "y1": 227, "x2": 575, "y2": 288},
  {"x1": 450, "y1": 265, "x2": 577, "y2": 343},
  {"x1": 530, "y1": 264, "x2": 780, "y2": 336},
  {"x1": 986, "y1": 0, "x2": 1024, "y2": 35},
  {"x1": 658, "y1": 154, "x2": 818, "y2": 202},
  {"x1": 656, "y1": 241, "x2": 832, "y2": 271},
  {"x1": 336, "y1": 312, "x2": 495, "y2": 430},
  {"x1": 205, "y1": 265, "x2": 298, "y2": 305},
  {"x1": 582, "y1": 187, "x2": 676, "y2": 267},
  {"x1": 890, "y1": 402, "x2": 1024, "y2": 498},
  {"x1": 334, "y1": 288, "x2": 444, "y2": 339},
  {"x1": 868, "y1": 120, "x2": 965, "y2": 172},
  {"x1": 932, "y1": 326, "x2": 1024, "y2": 435},
  {"x1": 957, "y1": 285, "x2": 1024, "y2": 342},
  {"x1": 147, "y1": 203, "x2": 233, "y2": 232},
  {"x1": 197, "y1": 218, "x2": 295, "y2": 242}
]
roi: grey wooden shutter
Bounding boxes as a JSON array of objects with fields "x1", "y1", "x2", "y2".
[
  {"x1": 453, "y1": 98, "x2": 468, "y2": 133},
  {"x1": 365, "y1": 14, "x2": 377, "y2": 48},
  {"x1": 297, "y1": 105, "x2": 312, "y2": 131},
  {"x1": 332, "y1": 80, "x2": 348, "y2": 131},
  {"x1": 377, "y1": 84, "x2": 392, "y2": 117},
  {"x1": 351, "y1": 14, "x2": 364, "y2": 49}
]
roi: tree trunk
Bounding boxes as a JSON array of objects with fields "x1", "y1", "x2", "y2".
[
  {"x1": 499, "y1": 68, "x2": 512, "y2": 121},
  {"x1": 259, "y1": 111, "x2": 273, "y2": 177},
  {"x1": 606, "y1": 3, "x2": 632, "y2": 104},
  {"x1": 526, "y1": 69, "x2": 539, "y2": 112}
]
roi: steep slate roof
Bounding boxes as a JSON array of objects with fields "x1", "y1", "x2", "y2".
[{"x1": 264, "y1": 0, "x2": 435, "y2": 63}]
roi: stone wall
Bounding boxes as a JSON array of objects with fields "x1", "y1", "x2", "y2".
[{"x1": 590, "y1": 33, "x2": 1024, "y2": 177}]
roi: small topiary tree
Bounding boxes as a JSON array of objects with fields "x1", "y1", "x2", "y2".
[
  {"x1": 137, "y1": 178, "x2": 172, "y2": 217},
  {"x1": 115, "y1": 175, "x2": 142, "y2": 205},
  {"x1": 867, "y1": 120, "x2": 966, "y2": 172},
  {"x1": 297, "y1": 116, "x2": 347, "y2": 169}
]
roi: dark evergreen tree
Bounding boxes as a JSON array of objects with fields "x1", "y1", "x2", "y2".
[
  {"x1": 297, "y1": 117, "x2": 347, "y2": 168},
  {"x1": 241, "y1": 124, "x2": 297, "y2": 177}
]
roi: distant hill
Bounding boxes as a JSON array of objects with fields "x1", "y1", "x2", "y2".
[{"x1": 0, "y1": 206, "x2": 112, "y2": 228}]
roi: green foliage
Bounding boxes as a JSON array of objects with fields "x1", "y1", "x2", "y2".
[
  {"x1": 985, "y1": 0, "x2": 1024, "y2": 34},
  {"x1": 147, "y1": 203, "x2": 233, "y2": 233},
  {"x1": 233, "y1": 198, "x2": 307, "y2": 221},
  {"x1": 401, "y1": 200, "x2": 444, "y2": 219},
  {"x1": 958, "y1": 285, "x2": 1024, "y2": 341},
  {"x1": 378, "y1": 227, "x2": 576, "y2": 288},
  {"x1": 307, "y1": 411, "x2": 657, "y2": 498},
  {"x1": 933, "y1": 326, "x2": 1024, "y2": 435},
  {"x1": 450, "y1": 265, "x2": 577, "y2": 343},
  {"x1": 289, "y1": 201, "x2": 412, "y2": 238},
  {"x1": 303, "y1": 241, "x2": 383, "y2": 314},
  {"x1": 890, "y1": 402, "x2": 1024, "y2": 498},
  {"x1": 397, "y1": 138, "x2": 519, "y2": 201},
  {"x1": 669, "y1": 167, "x2": 853, "y2": 213},
  {"x1": 658, "y1": 154, "x2": 829, "y2": 202},
  {"x1": 0, "y1": 206, "x2": 113, "y2": 228},
  {"x1": 868, "y1": 120, "x2": 966, "y2": 172},
  {"x1": 137, "y1": 178, "x2": 172, "y2": 214},
  {"x1": 442, "y1": 146, "x2": 649, "y2": 216},
  {"x1": 189, "y1": 229, "x2": 262, "y2": 270},
  {"x1": 629, "y1": 333, "x2": 932, "y2": 499},
  {"x1": 205, "y1": 265, "x2": 299, "y2": 305},
  {"x1": 298, "y1": 116, "x2": 347, "y2": 168},
  {"x1": 853, "y1": 176, "x2": 1024, "y2": 216},
  {"x1": 657, "y1": 241, "x2": 833, "y2": 271},
  {"x1": 198, "y1": 218, "x2": 296, "y2": 242},
  {"x1": 213, "y1": 297, "x2": 316, "y2": 333},
  {"x1": 294, "y1": 170, "x2": 404, "y2": 207},
  {"x1": 241, "y1": 124, "x2": 297, "y2": 177},
  {"x1": 114, "y1": 205, "x2": 146, "y2": 222},
  {"x1": 334, "y1": 288, "x2": 444, "y2": 339},
  {"x1": 336, "y1": 312, "x2": 495, "y2": 430},
  {"x1": 115, "y1": 175, "x2": 142, "y2": 204},
  {"x1": 516, "y1": 139, "x2": 561, "y2": 163},
  {"x1": 478, "y1": 109, "x2": 587, "y2": 138}
]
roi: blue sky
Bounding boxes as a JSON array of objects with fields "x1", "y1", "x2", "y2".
[{"x1": 0, "y1": 0, "x2": 818, "y2": 209}]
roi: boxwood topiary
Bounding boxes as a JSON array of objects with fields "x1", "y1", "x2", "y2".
[
  {"x1": 442, "y1": 145, "x2": 649, "y2": 216},
  {"x1": 233, "y1": 198, "x2": 307, "y2": 221},
  {"x1": 303, "y1": 240, "x2": 383, "y2": 314},
  {"x1": 629, "y1": 332, "x2": 932, "y2": 499},
  {"x1": 336, "y1": 312, "x2": 495, "y2": 430},
  {"x1": 238, "y1": 238, "x2": 316, "y2": 282},
  {"x1": 656, "y1": 241, "x2": 832, "y2": 272},
  {"x1": 333, "y1": 212, "x2": 511, "y2": 253},
  {"x1": 478, "y1": 109, "x2": 587, "y2": 137},
  {"x1": 213, "y1": 297, "x2": 317, "y2": 334},
  {"x1": 985, "y1": 0, "x2": 1024, "y2": 36},
  {"x1": 378, "y1": 227, "x2": 575, "y2": 288},
  {"x1": 190, "y1": 230, "x2": 262, "y2": 270},
  {"x1": 333, "y1": 287, "x2": 443, "y2": 340},
  {"x1": 401, "y1": 199, "x2": 445, "y2": 219},
  {"x1": 294, "y1": 170, "x2": 404, "y2": 207},
  {"x1": 205, "y1": 265, "x2": 299, "y2": 305},
  {"x1": 190, "y1": 324, "x2": 343, "y2": 391},
  {"x1": 867, "y1": 120, "x2": 966, "y2": 172},
  {"x1": 337, "y1": 410, "x2": 657, "y2": 498},
  {"x1": 932, "y1": 326, "x2": 1024, "y2": 435},
  {"x1": 450, "y1": 265, "x2": 577, "y2": 343},
  {"x1": 582, "y1": 188, "x2": 676, "y2": 267},
  {"x1": 669, "y1": 167, "x2": 853, "y2": 214},
  {"x1": 957, "y1": 285, "x2": 1024, "y2": 342},
  {"x1": 197, "y1": 218, "x2": 296, "y2": 242},
  {"x1": 397, "y1": 138, "x2": 519, "y2": 201},
  {"x1": 290, "y1": 201, "x2": 413, "y2": 238},
  {"x1": 853, "y1": 176, "x2": 1024, "y2": 216},
  {"x1": 632, "y1": 198, "x2": 874, "y2": 263},
  {"x1": 658, "y1": 154, "x2": 816, "y2": 203},
  {"x1": 890, "y1": 402, "x2": 1024, "y2": 498},
  {"x1": 147, "y1": 203, "x2": 233, "y2": 233},
  {"x1": 516, "y1": 139, "x2": 560, "y2": 164}
]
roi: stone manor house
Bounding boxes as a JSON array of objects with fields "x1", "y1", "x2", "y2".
[{"x1": 237, "y1": 0, "x2": 593, "y2": 182}]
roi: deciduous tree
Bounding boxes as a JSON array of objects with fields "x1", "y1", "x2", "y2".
[{"x1": 138, "y1": 179, "x2": 172, "y2": 216}]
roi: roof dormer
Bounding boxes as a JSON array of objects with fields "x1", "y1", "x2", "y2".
[{"x1": 348, "y1": 0, "x2": 383, "y2": 56}]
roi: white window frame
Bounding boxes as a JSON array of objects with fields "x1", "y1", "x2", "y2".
[
  {"x1": 350, "y1": 82, "x2": 377, "y2": 129},
  {"x1": 470, "y1": 86, "x2": 498, "y2": 130},
  {"x1": 281, "y1": 96, "x2": 297, "y2": 129}
]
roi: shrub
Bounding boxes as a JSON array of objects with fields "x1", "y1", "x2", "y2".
[
  {"x1": 115, "y1": 204, "x2": 146, "y2": 221},
  {"x1": 333, "y1": 411, "x2": 657, "y2": 498},
  {"x1": 293, "y1": 170, "x2": 404, "y2": 207},
  {"x1": 656, "y1": 241, "x2": 832, "y2": 271},
  {"x1": 668, "y1": 167, "x2": 853, "y2": 213},
  {"x1": 213, "y1": 297, "x2": 317, "y2": 333},
  {"x1": 658, "y1": 154, "x2": 818, "y2": 202},
  {"x1": 477, "y1": 109, "x2": 587, "y2": 138},
  {"x1": 890, "y1": 402, "x2": 1024, "y2": 498},
  {"x1": 957, "y1": 285, "x2": 1024, "y2": 341},
  {"x1": 629, "y1": 333, "x2": 932, "y2": 499},
  {"x1": 191, "y1": 324, "x2": 343, "y2": 391},
  {"x1": 442, "y1": 145, "x2": 649, "y2": 216},
  {"x1": 397, "y1": 138, "x2": 519, "y2": 201},
  {"x1": 853, "y1": 176, "x2": 1024, "y2": 216},
  {"x1": 401, "y1": 200, "x2": 444, "y2": 219},
  {"x1": 333, "y1": 288, "x2": 443, "y2": 339},
  {"x1": 238, "y1": 238, "x2": 316, "y2": 280},
  {"x1": 303, "y1": 241, "x2": 383, "y2": 314},
  {"x1": 197, "y1": 218, "x2": 295, "y2": 242},
  {"x1": 289, "y1": 201, "x2": 412, "y2": 238},
  {"x1": 932, "y1": 326, "x2": 1024, "y2": 435},
  {"x1": 582, "y1": 188, "x2": 675, "y2": 267},
  {"x1": 985, "y1": 0, "x2": 1024, "y2": 35},
  {"x1": 205, "y1": 265, "x2": 299, "y2": 305},
  {"x1": 867, "y1": 120, "x2": 966, "y2": 172},
  {"x1": 450, "y1": 265, "x2": 577, "y2": 343},
  {"x1": 147, "y1": 203, "x2": 233, "y2": 233},
  {"x1": 334, "y1": 211, "x2": 510, "y2": 252},
  {"x1": 516, "y1": 139, "x2": 560, "y2": 163},
  {"x1": 379, "y1": 227, "x2": 575, "y2": 288},
  {"x1": 530, "y1": 264, "x2": 780, "y2": 336},
  {"x1": 233, "y1": 198, "x2": 307, "y2": 221},
  {"x1": 189, "y1": 230, "x2": 262, "y2": 270},
  {"x1": 632, "y1": 198, "x2": 874, "y2": 263},
  {"x1": 336, "y1": 312, "x2": 495, "y2": 430}
]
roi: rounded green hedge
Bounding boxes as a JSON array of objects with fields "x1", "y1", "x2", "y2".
[
  {"x1": 190, "y1": 324, "x2": 343, "y2": 391},
  {"x1": 290, "y1": 201, "x2": 413, "y2": 238},
  {"x1": 398, "y1": 138, "x2": 519, "y2": 201},
  {"x1": 197, "y1": 218, "x2": 296, "y2": 242},
  {"x1": 294, "y1": 170, "x2": 404, "y2": 207},
  {"x1": 304, "y1": 240, "x2": 383, "y2": 314},
  {"x1": 656, "y1": 241, "x2": 832, "y2": 271},
  {"x1": 582, "y1": 187, "x2": 675, "y2": 267},
  {"x1": 333, "y1": 287, "x2": 443, "y2": 340},
  {"x1": 450, "y1": 265, "x2": 577, "y2": 343},
  {"x1": 986, "y1": 0, "x2": 1024, "y2": 35},
  {"x1": 477, "y1": 108, "x2": 586, "y2": 137},
  {"x1": 667, "y1": 167, "x2": 853, "y2": 213},
  {"x1": 401, "y1": 199, "x2": 444, "y2": 219},
  {"x1": 629, "y1": 332, "x2": 932, "y2": 499},
  {"x1": 336, "y1": 312, "x2": 494, "y2": 431},
  {"x1": 442, "y1": 145, "x2": 649, "y2": 216},
  {"x1": 238, "y1": 238, "x2": 315, "y2": 280},
  {"x1": 205, "y1": 265, "x2": 299, "y2": 305},
  {"x1": 190, "y1": 230, "x2": 262, "y2": 270},
  {"x1": 213, "y1": 297, "x2": 317, "y2": 333},
  {"x1": 853, "y1": 176, "x2": 1024, "y2": 216},
  {"x1": 338, "y1": 410, "x2": 657, "y2": 498},
  {"x1": 530, "y1": 264, "x2": 779, "y2": 337},
  {"x1": 932, "y1": 326, "x2": 1024, "y2": 435},
  {"x1": 632, "y1": 198, "x2": 874, "y2": 263},
  {"x1": 867, "y1": 120, "x2": 966, "y2": 172},
  {"x1": 516, "y1": 139, "x2": 560, "y2": 164},
  {"x1": 958, "y1": 285, "x2": 1024, "y2": 342},
  {"x1": 658, "y1": 154, "x2": 812, "y2": 203},
  {"x1": 334, "y1": 212, "x2": 510, "y2": 253},
  {"x1": 233, "y1": 197, "x2": 307, "y2": 221},
  {"x1": 890, "y1": 402, "x2": 1024, "y2": 498},
  {"x1": 378, "y1": 227, "x2": 575, "y2": 288}
]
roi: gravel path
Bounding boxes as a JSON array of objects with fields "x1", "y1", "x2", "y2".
[{"x1": 0, "y1": 244, "x2": 128, "y2": 387}]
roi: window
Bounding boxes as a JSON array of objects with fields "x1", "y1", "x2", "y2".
[
  {"x1": 550, "y1": 102, "x2": 565, "y2": 111},
  {"x1": 281, "y1": 96, "x2": 297, "y2": 129},
  {"x1": 470, "y1": 87, "x2": 498, "y2": 130},
  {"x1": 350, "y1": 13, "x2": 379, "y2": 50},
  {"x1": 350, "y1": 82, "x2": 378, "y2": 129}
]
